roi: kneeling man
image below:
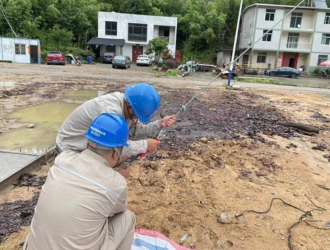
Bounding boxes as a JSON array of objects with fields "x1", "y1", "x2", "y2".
[{"x1": 24, "y1": 113, "x2": 135, "y2": 250}]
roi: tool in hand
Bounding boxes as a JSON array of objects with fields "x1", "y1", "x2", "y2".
[{"x1": 139, "y1": 138, "x2": 160, "y2": 158}]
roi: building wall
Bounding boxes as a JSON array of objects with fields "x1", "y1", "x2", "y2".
[
  {"x1": 249, "y1": 51, "x2": 277, "y2": 68},
  {"x1": 255, "y1": 8, "x2": 284, "y2": 29},
  {"x1": 282, "y1": 9, "x2": 316, "y2": 30},
  {"x1": 240, "y1": 8, "x2": 257, "y2": 49},
  {"x1": 315, "y1": 11, "x2": 330, "y2": 33},
  {"x1": 0, "y1": 37, "x2": 40, "y2": 64},
  {"x1": 253, "y1": 29, "x2": 281, "y2": 50},
  {"x1": 98, "y1": 12, "x2": 177, "y2": 54},
  {"x1": 312, "y1": 32, "x2": 330, "y2": 52}
]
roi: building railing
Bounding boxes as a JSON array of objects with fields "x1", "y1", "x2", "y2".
[
  {"x1": 280, "y1": 41, "x2": 311, "y2": 50},
  {"x1": 128, "y1": 34, "x2": 147, "y2": 42},
  {"x1": 282, "y1": 25, "x2": 314, "y2": 30}
]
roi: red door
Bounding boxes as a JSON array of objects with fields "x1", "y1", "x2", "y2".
[{"x1": 132, "y1": 45, "x2": 143, "y2": 62}]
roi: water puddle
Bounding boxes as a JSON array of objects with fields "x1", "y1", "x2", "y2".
[
  {"x1": 0, "y1": 81, "x2": 15, "y2": 88},
  {"x1": 0, "y1": 89, "x2": 101, "y2": 152},
  {"x1": 0, "y1": 102, "x2": 79, "y2": 152}
]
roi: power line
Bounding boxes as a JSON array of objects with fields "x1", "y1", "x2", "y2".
[{"x1": 0, "y1": 0, "x2": 18, "y2": 37}]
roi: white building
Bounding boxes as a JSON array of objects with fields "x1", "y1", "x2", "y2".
[
  {"x1": 0, "y1": 37, "x2": 41, "y2": 64},
  {"x1": 238, "y1": 1, "x2": 330, "y2": 72},
  {"x1": 87, "y1": 12, "x2": 177, "y2": 62}
]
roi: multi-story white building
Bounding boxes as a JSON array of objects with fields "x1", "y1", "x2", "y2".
[
  {"x1": 87, "y1": 12, "x2": 177, "y2": 62},
  {"x1": 238, "y1": 1, "x2": 330, "y2": 72}
]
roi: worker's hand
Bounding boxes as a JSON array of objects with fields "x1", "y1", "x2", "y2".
[
  {"x1": 159, "y1": 115, "x2": 177, "y2": 128},
  {"x1": 146, "y1": 138, "x2": 160, "y2": 153},
  {"x1": 117, "y1": 165, "x2": 131, "y2": 179}
]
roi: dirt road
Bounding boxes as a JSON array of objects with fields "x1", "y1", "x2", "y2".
[{"x1": 1, "y1": 64, "x2": 330, "y2": 250}]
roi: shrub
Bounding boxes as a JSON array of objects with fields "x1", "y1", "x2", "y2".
[{"x1": 166, "y1": 58, "x2": 177, "y2": 69}]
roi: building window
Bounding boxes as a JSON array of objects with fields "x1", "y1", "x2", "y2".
[
  {"x1": 265, "y1": 9, "x2": 275, "y2": 21},
  {"x1": 318, "y1": 55, "x2": 328, "y2": 64},
  {"x1": 262, "y1": 30, "x2": 272, "y2": 42},
  {"x1": 15, "y1": 44, "x2": 26, "y2": 55},
  {"x1": 257, "y1": 52, "x2": 267, "y2": 63},
  {"x1": 325, "y1": 13, "x2": 330, "y2": 24},
  {"x1": 290, "y1": 13, "x2": 303, "y2": 28},
  {"x1": 105, "y1": 21, "x2": 117, "y2": 36},
  {"x1": 321, "y1": 33, "x2": 330, "y2": 45},
  {"x1": 128, "y1": 23, "x2": 147, "y2": 42},
  {"x1": 287, "y1": 33, "x2": 299, "y2": 48}
]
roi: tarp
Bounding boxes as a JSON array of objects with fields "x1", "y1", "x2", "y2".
[
  {"x1": 87, "y1": 37, "x2": 125, "y2": 46},
  {"x1": 132, "y1": 229, "x2": 198, "y2": 250}
]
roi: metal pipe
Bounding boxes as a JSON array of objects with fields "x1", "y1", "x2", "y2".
[{"x1": 227, "y1": 0, "x2": 244, "y2": 87}]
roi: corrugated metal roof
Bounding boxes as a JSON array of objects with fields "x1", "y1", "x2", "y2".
[{"x1": 0, "y1": 150, "x2": 39, "y2": 183}]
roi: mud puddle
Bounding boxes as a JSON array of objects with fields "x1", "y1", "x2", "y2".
[{"x1": 0, "y1": 90, "x2": 99, "y2": 152}]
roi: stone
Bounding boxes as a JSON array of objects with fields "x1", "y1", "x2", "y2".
[
  {"x1": 27, "y1": 124, "x2": 35, "y2": 128},
  {"x1": 200, "y1": 137, "x2": 208, "y2": 143},
  {"x1": 218, "y1": 212, "x2": 233, "y2": 224}
]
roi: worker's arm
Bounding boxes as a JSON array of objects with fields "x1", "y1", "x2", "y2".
[
  {"x1": 109, "y1": 186, "x2": 128, "y2": 217},
  {"x1": 134, "y1": 115, "x2": 177, "y2": 138}
]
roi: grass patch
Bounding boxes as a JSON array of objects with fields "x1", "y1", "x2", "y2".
[
  {"x1": 150, "y1": 68, "x2": 179, "y2": 77},
  {"x1": 237, "y1": 77, "x2": 296, "y2": 86}
]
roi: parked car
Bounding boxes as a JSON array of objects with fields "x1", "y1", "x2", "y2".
[
  {"x1": 47, "y1": 51, "x2": 65, "y2": 65},
  {"x1": 112, "y1": 56, "x2": 131, "y2": 69},
  {"x1": 265, "y1": 67, "x2": 300, "y2": 78},
  {"x1": 136, "y1": 55, "x2": 151, "y2": 66},
  {"x1": 102, "y1": 52, "x2": 115, "y2": 64}
]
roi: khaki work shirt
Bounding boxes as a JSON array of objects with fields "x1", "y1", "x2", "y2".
[
  {"x1": 56, "y1": 92, "x2": 161, "y2": 156},
  {"x1": 25, "y1": 149, "x2": 128, "y2": 250}
]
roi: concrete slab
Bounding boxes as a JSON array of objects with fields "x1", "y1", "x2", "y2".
[{"x1": 0, "y1": 150, "x2": 39, "y2": 183}]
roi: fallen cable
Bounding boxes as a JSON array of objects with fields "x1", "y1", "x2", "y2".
[{"x1": 235, "y1": 196, "x2": 328, "y2": 250}]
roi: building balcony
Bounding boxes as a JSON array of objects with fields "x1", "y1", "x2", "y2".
[
  {"x1": 280, "y1": 41, "x2": 311, "y2": 51},
  {"x1": 282, "y1": 26, "x2": 314, "y2": 33}
]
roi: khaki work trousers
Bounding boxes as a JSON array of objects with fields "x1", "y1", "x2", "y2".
[
  {"x1": 23, "y1": 210, "x2": 136, "y2": 250},
  {"x1": 108, "y1": 210, "x2": 136, "y2": 250}
]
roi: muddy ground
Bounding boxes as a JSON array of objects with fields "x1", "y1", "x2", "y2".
[{"x1": 1, "y1": 65, "x2": 330, "y2": 250}]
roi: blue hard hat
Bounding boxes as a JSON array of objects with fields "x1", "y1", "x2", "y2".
[
  {"x1": 125, "y1": 83, "x2": 161, "y2": 124},
  {"x1": 85, "y1": 113, "x2": 129, "y2": 148}
]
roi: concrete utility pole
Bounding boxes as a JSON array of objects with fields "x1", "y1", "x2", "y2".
[{"x1": 227, "y1": 0, "x2": 244, "y2": 87}]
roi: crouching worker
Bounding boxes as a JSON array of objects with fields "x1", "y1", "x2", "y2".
[{"x1": 24, "y1": 113, "x2": 135, "y2": 250}]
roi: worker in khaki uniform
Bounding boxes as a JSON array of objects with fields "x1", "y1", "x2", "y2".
[
  {"x1": 56, "y1": 83, "x2": 176, "y2": 157},
  {"x1": 25, "y1": 113, "x2": 136, "y2": 250}
]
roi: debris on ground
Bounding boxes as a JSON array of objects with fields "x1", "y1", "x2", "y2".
[
  {"x1": 311, "y1": 144, "x2": 327, "y2": 151},
  {"x1": 0, "y1": 195, "x2": 38, "y2": 243},
  {"x1": 217, "y1": 212, "x2": 233, "y2": 224},
  {"x1": 14, "y1": 173, "x2": 46, "y2": 188},
  {"x1": 311, "y1": 112, "x2": 330, "y2": 123},
  {"x1": 26, "y1": 124, "x2": 35, "y2": 129}
]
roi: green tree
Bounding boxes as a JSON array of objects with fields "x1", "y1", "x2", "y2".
[
  {"x1": 149, "y1": 37, "x2": 169, "y2": 59},
  {"x1": 120, "y1": 0, "x2": 153, "y2": 15}
]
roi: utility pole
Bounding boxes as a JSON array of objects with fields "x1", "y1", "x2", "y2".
[{"x1": 227, "y1": 0, "x2": 244, "y2": 87}]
